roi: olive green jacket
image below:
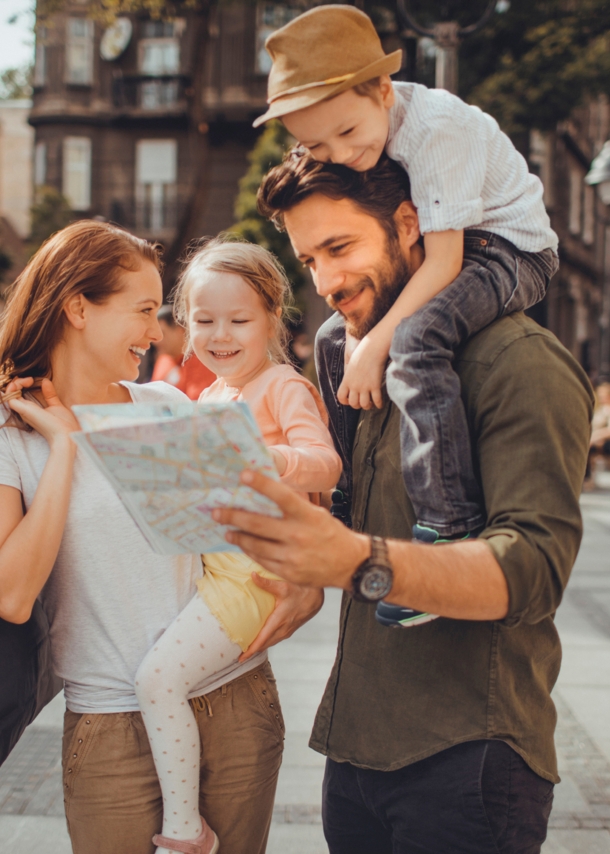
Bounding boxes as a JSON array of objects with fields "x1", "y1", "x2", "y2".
[{"x1": 310, "y1": 313, "x2": 593, "y2": 782}]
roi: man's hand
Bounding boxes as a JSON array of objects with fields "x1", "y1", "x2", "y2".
[
  {"x1": 213, "y1": 471, "x2": 369, "y2": 589},
  {"x1": 239, "y1": 572, "x2": 324, "y2": 661}
]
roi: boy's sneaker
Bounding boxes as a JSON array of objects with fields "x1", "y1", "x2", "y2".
[
  {"x1": 411, "y1": 524, "x2": 475, "y2": 544},
  {"x1": 374, "y1": 525, "x2": 478, "y2": 629},
  {"x1": 375, "y1": 601, "x2": 438, "y2": 628}
]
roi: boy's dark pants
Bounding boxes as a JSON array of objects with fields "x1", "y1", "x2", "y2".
[
  {"x1": 387, "y1": 231, "x2": 558, "y2": 536},
  {"x1": 322, "y1": 739, "x2": 554, "y2": 854}
]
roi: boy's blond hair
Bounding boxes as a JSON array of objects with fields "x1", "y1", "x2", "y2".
[{"x1": 172, "y1": 235, "x2": 294, "y2": 364}]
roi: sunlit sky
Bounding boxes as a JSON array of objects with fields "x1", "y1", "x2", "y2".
[{"x1": 0, "y1": 0, "x2": 35, "y2": 75}]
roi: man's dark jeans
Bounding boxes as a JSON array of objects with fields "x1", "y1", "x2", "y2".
[{"x1": 322, "y1": 740, "x2": 554, "y2": 854}]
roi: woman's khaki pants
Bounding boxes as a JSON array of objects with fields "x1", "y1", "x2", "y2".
[{"x1": 62, "y1": 660, "x2": 284, "y2": 854}]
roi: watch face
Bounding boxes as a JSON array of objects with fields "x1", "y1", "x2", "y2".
[{"x1": 361, "y1": 565, "x2": 393, "y2": 600}]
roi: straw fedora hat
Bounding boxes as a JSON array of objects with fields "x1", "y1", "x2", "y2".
[{"x1": 252, "y1": 5, "x2": 402, "y2": 128}]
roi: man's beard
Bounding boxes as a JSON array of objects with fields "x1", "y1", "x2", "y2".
[{"x1": 326, "y1": 233, "x2": 411, "y2": 339}]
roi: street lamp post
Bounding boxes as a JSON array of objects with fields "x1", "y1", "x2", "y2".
[{"x1": 396, "y1": 0, "x2": 498, "y2": 94}]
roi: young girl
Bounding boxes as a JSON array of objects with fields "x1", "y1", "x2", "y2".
[{"x1": 134, "y1": 237, "x2": 342, "y2": 854}]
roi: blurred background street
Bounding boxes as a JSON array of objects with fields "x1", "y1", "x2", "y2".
[
  {"x1": 1, "y1": 0, "x2": 610, "y2": 851},
  {"x1": 1, "y1": 484, "x2": 609, "y2": 853}
]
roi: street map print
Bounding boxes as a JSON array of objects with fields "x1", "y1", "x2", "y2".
[{"x1": 71, "y1": 402, "x2": 281, "y2": 555}]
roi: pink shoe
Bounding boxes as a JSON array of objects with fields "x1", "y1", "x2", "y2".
[{"x1": 152, "y1": 816, "x2": 219, "y2": 854}]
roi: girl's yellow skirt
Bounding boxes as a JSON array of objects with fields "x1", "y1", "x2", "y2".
[{"x1": 196, "y1": 552, "x2": 281, "y2": 652}]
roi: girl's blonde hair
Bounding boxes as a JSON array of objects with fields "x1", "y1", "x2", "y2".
[{"x1": 172, "y1": 234, "x2": 294, "y2": 364}]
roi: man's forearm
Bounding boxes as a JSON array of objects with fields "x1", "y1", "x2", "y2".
[
  {"x1": 216, "y1": 473, "x2": 509, "y2": 622},
  {"x1": 386, "y1": 538, "x2": 509, "y2": 621}
]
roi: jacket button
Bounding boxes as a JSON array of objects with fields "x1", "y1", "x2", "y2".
[
  {"x1": 253, "y1": 675, "x2": 258, "y2": 680},
  {"x1": 73, "y1": 753, "x2": 77, "y2": 758},
  {"x1": 85, "y1": 720, "x2": 91, "y2": 725},
  {"x1": 78, "y1": 739, "x2": 83, "y2": 744},
  {"x1": 480, "y1": 239, "x2": 488, "y2": 246},
  {"x1": 269, "y1": 703, "x2": 274, "y2": 708},
  {"x1": 68, "y1": 769, "x2": 72, "y2": 773},
  {"x1": 262, "y1": 690, "x2": 267, "y2": 695}
]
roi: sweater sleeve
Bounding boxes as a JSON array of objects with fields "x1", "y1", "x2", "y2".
[{"x1": 271, "y1": 377, "x2": 343, "y2": 493}]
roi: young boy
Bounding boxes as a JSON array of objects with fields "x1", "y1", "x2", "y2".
[{"x1": 254, "y1": 5, "x2": 558, "y2": 626}]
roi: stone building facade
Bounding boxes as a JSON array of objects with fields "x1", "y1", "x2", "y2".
[
  {"x1": 0, "y1": 99, "x2": 34, "y2": 293},
  {"x1": 29, "y1": 2, "x2": 283, "y2": 286},
  {"x1": 529, "y1": 96, "x2": 610, "y2": 382}
]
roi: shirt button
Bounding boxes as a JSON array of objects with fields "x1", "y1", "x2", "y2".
[{"x1": 434, "y1": 200, "x2": 440, "y2": 206}]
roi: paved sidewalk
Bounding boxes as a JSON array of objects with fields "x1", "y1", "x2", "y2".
[{"x1": 2, "y1": 493, "x2": 610, "y2": 853}]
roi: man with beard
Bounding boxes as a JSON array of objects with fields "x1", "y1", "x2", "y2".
[{"x1": 215, "y1": 150, "x2": 593, "y2": 853}]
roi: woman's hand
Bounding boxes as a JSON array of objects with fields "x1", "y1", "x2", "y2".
[
  {"x1": 239, "y1": 572, "x2": 324, "y2": 661},
  {"x1": 6, "y1": 378, "x2": 79, "y2": 446}
]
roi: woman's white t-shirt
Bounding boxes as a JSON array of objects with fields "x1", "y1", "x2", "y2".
[{"x1": 0, "y1": 381, "x2": 265, "y2": 713}]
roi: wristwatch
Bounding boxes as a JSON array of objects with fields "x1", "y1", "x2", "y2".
[{"x1": 350, "y1": 536, "x2": 394, "y2": 602}]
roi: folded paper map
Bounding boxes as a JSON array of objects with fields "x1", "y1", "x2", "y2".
[{"x1": 71, "y1": 402, "x2": 281, "y2": 555}]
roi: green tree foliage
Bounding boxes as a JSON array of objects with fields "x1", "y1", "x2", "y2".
[
  {"x1": 231, "y1": 121, "x2": 309, "y2": 309},
  {"x1": 38, "y1": 0, "x2": 207, "y2": 23},
  {"x1": 461, "y1": 0, "x2": 610, "y2": 134},
  {"x1": 29, "y1": 187, "x2": 73, "y2": 253},
  {"x1": 0, "y1": 66, "x2": 32, "y2": 100}
]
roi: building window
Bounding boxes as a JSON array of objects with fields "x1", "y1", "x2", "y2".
[
  {"x1": 582, "y1": 184, "x2": 595, "y2": 246},
  {"x1": 139, "y1": 21, "x2": 181, "y2": 76},
  {"x1": 34, "y1": 142, "x2": 47, "y2": 186},
  {"x1": 63, "y1": 137, "x2": 92, "y2": 210},
  {"x1": 136, "y1": 140, "x2": 177, "y2": 231},
  {"x1": 529, "y1": 130, "x2": 554, "y2": 209},
  {"x1": 65, "y1": 18, "x2": 94, "y2": 85},
  {"x1": 141, "y1": 21, "x2": 177, "y2": 38},
  {"x1": 255, "y1": 4, "x2": 301, "y2": 74},
  {"x1": 568, "y1": 164, "x2": 584, "y2": 236},
  {"x1": 34, "y1": 27, "x2": 47, "y2": 87},
  {"x1": 140, "y1": 79, "x2": 179, "y2": 109}
]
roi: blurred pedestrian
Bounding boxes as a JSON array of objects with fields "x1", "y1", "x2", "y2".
[{"x1": 152, "y1": 304, "x2": 215, "y2": 399}]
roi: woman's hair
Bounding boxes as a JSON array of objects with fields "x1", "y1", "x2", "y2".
[
  {"x1": 0, "y1": 220, "x2": 162, "y2": 425},
  {"x1": 172, "y1": 234, "x2": 294, "y2": 364}
]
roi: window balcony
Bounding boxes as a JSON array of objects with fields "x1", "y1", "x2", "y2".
[
  {"x1": 135, "y1": 183, "x2": 178, "y2": 232},
  {"x1": 112, "y1": 75, "x2": 190, "y2": 112}
]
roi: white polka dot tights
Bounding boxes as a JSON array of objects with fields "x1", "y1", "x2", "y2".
[{"x1": 135, "y1": 594, "x2": 241, "y2": 853}]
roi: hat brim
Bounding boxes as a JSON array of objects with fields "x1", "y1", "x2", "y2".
[{"x1": 252, "y1": 49, "x2": 403, "y2": 128}]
